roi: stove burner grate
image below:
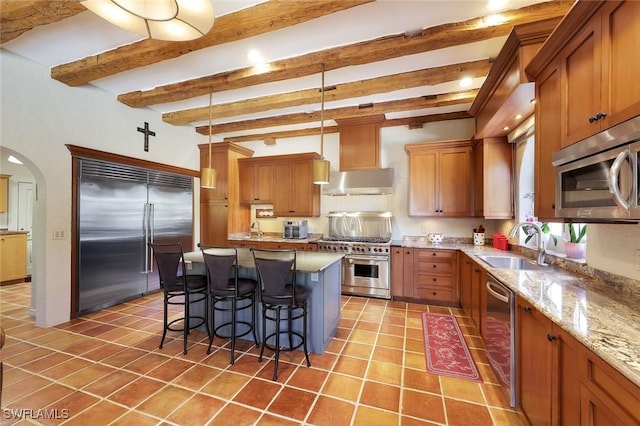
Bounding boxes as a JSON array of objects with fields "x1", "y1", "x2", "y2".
[{"x1": 320, "y1": 236, "x2": 391, "y2": 244}]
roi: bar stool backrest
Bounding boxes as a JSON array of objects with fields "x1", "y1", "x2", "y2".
[
  {"x1": 201, "y1": 247, "x2": 237, "y2": 292},
  {"x1": 252, "y1": 249, "x2": 296, "y2": 302},
  {"x1": 151, "y1": 242, "x2": 185, "y2": 291}
]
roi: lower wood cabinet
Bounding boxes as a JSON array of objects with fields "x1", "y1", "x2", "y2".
[
  {"x1": 0, "y1": 233, "x2": 27, "y2": 282},
  {"x1": 391, "y1": 247, "x2": 459, "y2": 305},
  {"x1": 517, "y1": 295, "x2": 586, "y2": 426},
  {"x1": 459, "y1": 253, "x2": 472, "y2": 313},
  {"x1": 579, "y1": 347, "x2": 640, "y2": 425},
  {"x1": 228, "y1": 240, "x2": 317, "y2": 252}
]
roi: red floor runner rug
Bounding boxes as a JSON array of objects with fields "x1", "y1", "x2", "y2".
[{"x1": 421, "y1": 312, "x2": 482, "y2": 382}]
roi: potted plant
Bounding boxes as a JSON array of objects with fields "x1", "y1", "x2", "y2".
[{"x1": 564, "y1": 223, "x2": 587, "y2": 259}]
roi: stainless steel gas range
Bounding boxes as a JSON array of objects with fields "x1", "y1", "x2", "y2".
[{"x1": 317, "y1": 212, "x2": 392, "y2": 299}]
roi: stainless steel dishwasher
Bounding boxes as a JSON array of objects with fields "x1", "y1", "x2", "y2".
[{"x1": 484, "y1": 274, "x2": 516, "y2": 407}]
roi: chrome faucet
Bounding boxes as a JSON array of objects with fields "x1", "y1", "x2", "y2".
[
  {"x1": 249, "y1": 221, "x2": 263, "y2": 238},
  {"x1": 509, "y1": 222, "x2": 546, "y2": 265}
]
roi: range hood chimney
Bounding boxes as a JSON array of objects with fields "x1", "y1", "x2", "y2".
[{"x1": 322, "y1": 168, "x2": 394, "y2": 196}]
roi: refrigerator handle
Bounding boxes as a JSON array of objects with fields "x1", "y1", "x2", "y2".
[
  {"x1": 143, "y1": 203, "x2": 150, "y2": 273},
  {"x1": 148, "y1": 203, "x2": 155, "y2": 273}
]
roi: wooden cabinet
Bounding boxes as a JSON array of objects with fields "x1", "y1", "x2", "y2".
[
  {"x1": 527, "y1": 1, "x2": 640, "y2": 148},
  {"x1": 0, "y1": 233, "x2": 27, "y2": 282},
  {"x1": 238, "y1": 159, "x2": 274, "y2": 204},
  {"x1": 337, "y1": 115, "x2": 384, "y2": 171},
  {"x1": 559, "y1": 1, "x2": 640, "y2": 147},
  {"x1": 405, "y1": 140, "x2": 473, "y2": 217},
  {"x1": 229, "y1": 240, "x2": 318, "y2": 251},
  {"x1": 473, "y1": 137, "x2": 513, "y2": 219},
  {"x1": 458, "y1": 253, "x2": 472, "y2": 314},
  {"x1": 516, "y1": 296, "x2": 581, "y2": 426},
  {"x1": 0, "y1": 175, "x2": 9, "y2": 213},
  {"x1": 580, "y1": 347, "x2": 640, "y2": 425},
  {"x1": 533, "y1": 59, "x2": 562, "y2": 221},
  {"x1": 273, "y1": 153, "x2": 321, "y2": 217},
  {"x1": 391, "y1": 246, "x2": 405, "y2": 298},
  {"x1": 470, "y1": 260, "x2": 483, "y2": 330},
  {"x1": 411, "y1": 249, "x2": 458, "y2": 305},
  {"x1": 199, "y1": 143, "x2": 253, "y2": 246}
]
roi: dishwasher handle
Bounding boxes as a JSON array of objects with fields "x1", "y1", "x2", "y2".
[{"x1": 486, "y1": 280, "x2": 511, "y2": 304}]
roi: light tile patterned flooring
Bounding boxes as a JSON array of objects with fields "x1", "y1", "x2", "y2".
[{"x1": 0, "y1": 282, "x2": 525, "y2": 425}]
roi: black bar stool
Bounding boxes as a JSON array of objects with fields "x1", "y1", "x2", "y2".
[
  {"x1": 151, "y1": 242, "x2": 208, "y2": 355},
  {"x1": 200, "y1": 246, "x2": 259, "y2": 364},
  {"x1": 251, "y1": 248, "x2": 311, "y2": 380}
]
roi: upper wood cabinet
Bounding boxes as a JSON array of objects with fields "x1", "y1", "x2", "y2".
[
  {"x1": 534, "y1": 59, "x2": 562, "y2": 221},
  {"x1": 0, "y1": 174, "x2": 10, "y2": 213},
  {"x1": 337, "y1": 115, "x2": 384, "y2": 171},
  {"x1": 405, "y1": 140, "x2": 473, "y2": 217},
  {"x1": 469, "y1": 18, "x2": 561, "y2": 139},
  {"x1": 473, "y1": 137, "x2": 513, "y2": 219},
  {"x1": 238, "y1": 158, "x2": 274, "y2": 204},
  {"x1": 527, "y1": 1, "x2": 640, "y2": 148},
  {"x1": 198, "y1": 142, "x2": 253, "y2": 246},
  {"x1": 272, "y1": 153, "x2": 321, "y2": 217}
]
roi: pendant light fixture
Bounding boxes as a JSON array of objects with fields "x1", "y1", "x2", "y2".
[
  {"x1": 312, "y1": 64, "x2": 330, "y2": 185},
  {"x1": 81, "y1": 0, "x2": 214, "y2": 42},
  {"x1": 201, "y1": 90, "x2": 217, "y2": 189}
]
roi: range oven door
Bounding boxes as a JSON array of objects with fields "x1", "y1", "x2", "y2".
[{"x1": 342, "y1": 254, "x2": 390, "y2": 299}]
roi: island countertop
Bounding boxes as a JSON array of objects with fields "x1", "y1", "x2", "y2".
[{"x1": 184, "y1": 248, "x2": 343, "y2": 273}]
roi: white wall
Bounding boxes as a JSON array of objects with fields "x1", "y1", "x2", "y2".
[{"x1": 0, "y1": 51, "x2": 201, "y2": 326}]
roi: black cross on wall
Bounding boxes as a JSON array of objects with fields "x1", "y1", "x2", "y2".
[{"x1": 137, "y1": 122, "x2": 156, "y2": 152}]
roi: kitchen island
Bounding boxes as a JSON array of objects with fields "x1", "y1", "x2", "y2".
[{"x1": 183, "y1": 249, "x2": 343, "y2": 354}]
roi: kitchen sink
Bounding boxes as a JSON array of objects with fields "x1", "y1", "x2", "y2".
[{"x1": 477, "y1": 255, "x2": 547, "y2": 271}]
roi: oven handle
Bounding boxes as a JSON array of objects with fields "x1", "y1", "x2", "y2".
[
  {"x1": 345, "y1": 255, "x2": 389, "y2": 263},
  {"x1": 608, "y1": 150, "x2": 630, "y2": 210},
  {"x1": 486, "y1": 280, "x2": 510, "y2": 304}
]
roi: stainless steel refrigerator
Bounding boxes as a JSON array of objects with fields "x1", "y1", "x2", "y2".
[{"x1": 77, "y1": 159, "x2": 193, "y2": 315}]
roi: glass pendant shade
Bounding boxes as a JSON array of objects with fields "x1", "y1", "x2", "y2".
[
  {"x1": 312, "y1": 159, "x2": 330, "y2": 185},
  {"x1": 201, "y1": 167, "x2": 217, "y2": 189},
  {"x1": 81, "y1": 0, "x2": 214, "y2": 41}
]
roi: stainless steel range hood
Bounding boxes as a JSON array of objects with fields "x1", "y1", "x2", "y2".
[{"x1": 323, "y1": 168, "x2": 394, "y2": 196}]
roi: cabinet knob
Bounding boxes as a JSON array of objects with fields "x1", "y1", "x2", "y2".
[
  {"x1": 432, "y1": 278, "x2": 436, "y2": 282},
  {"x1": 406, "y1": 251, "x2": 411, "y2": 254},
  {"x1": 588, "y1": 114, "x2": 598, "y2": 123},
  {"x1": 432, "y1": 252, "x2": 437, "y2": 256},
  {"x1": 547, "y1": 333, "x2": 557, "y2": 342},
  {"x1": 596, "y1": 111, "x2": 607, "y2": 120},
  {"x1": 474, "y1": 268, "x2": 479, "y2": 273},
  {"x1": 524, "y1": 306, "x2": 532, "y2": 313},
  {"x1": 552, "y1": 203, "x2": 556, "y2": 209},
  {"x1": 432, "y1": 264, "x2": 437, "y2": 268},
  {"x1": 432, "y1": 292, "x2": 437, "y2": 296}
]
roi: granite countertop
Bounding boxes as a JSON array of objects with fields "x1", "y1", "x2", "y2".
[
  {"x1": 184, "y1": 248, "x2": 343, "y2": 274},
  {"x1": 228, "y1": 232, "x2": 323, "y2": 244},
  {"x1": 397, "y1": 239, "x2": 640, "y2": 388}
]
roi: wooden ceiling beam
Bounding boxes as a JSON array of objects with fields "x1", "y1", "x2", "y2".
[
  {"x1": 118, "y1": 1, "x2": 572, "y2": 108},
  {"x1": 50, "y1": 0, "x2": 372, "y2": 87},
  {"x1": 196, "y1": 90, "x2": 478, "y2": 135},
  {"x1": 222, "y1": 111, "x2": 473, "y2": 143},
  {"x1": 163, "y1": 59, "x2": 492, "y2": 125},
  {"x1": 0, "y1": 1, "x2": 86, "y2": 44}
]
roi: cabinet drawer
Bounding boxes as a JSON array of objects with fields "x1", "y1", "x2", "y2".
[
  {"x1": 414, "y1": 285, "x2": 457, "y2": 303},
  {"x1": 415, "y1": 261, "x2": 453, "y2": 275},
  {"x1": 582, "y1": 351, "x2": 640, "y2": 423},
  {"x1": 414, "y1": 275, "x2": 453, "y2": 288},
  {"x1": 414, "y1": 249, "x2": 454, "y2": 262}
]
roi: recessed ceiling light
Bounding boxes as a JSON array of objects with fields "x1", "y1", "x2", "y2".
[
  {"x1": 503, "y1": 126, "x2": 510, "y2": 131},
  {"x1": 486, "y1": 0, "x2": 508, "y2": 12},
  {"x1": 8, "y1": 155, "x2": 23, "y2": 165},
  {"x1": 459, "y1": 77, "x2": 473, "y2": 88},
  {"x1": 247, "y1": 49, "x2": 263, "y2": 64},
  {"x1": 515, "y1": 114, "x2": 522, "y2": 120}
]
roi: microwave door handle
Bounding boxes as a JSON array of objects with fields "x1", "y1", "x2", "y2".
[{"x1": 608, "y1": 150, "x2": 631, "y2": 210}]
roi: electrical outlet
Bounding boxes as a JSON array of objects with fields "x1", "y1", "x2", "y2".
[
  {"x1": 310, "y1": 272, "x2": 319, "y2": 282},
  {"x1": 52, "y1": 230, "x2": 65, "y2": 240},
  {"x1": 635, "y1": 249, "x2": 640, "y2": 271},
  {"x1": 420, "y1": 224, "x2": 428, "y2": 234}
]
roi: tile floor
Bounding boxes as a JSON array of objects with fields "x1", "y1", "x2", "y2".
[{"x1": 0, "y1": 282, "x2": 525, "y2": 425}]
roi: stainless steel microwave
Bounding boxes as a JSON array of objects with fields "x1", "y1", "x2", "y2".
[{"x1": 552, "y1": 116, "x2": 640, "y2": 221}]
